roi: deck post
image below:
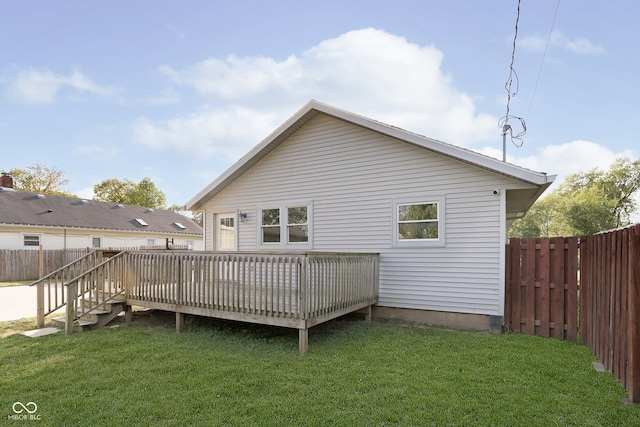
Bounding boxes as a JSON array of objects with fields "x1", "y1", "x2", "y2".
[
  {"x1": 176, "y1": 312, "x2": 185, "y2": 333},
  {"x1": 363, "y1": 305, "x2": 372, "y2": 322},
  {"x1": 36, "y1": 281, "x2": 44, "y2": 328},
  {"x1": 65, "y1": 282, "x2": 76, "y2": 335},
  {"x1": 299, "y1": 328, "x2": 309, "y2": 357},
  {"x1": 125, "y1": 305, "x2": 133, "y2": 326}
]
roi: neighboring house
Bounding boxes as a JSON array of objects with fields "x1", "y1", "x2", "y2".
[
  {"x1": 0, "y1": 175, "x2": 203, "y2": 251},
  {"x1": 186, "y1": 100, "x2": 555, "y2": 331}
]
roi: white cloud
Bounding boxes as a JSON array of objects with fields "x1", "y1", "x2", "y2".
[
  {"x1": 4, "y1": 67, "x2": 117, "y2": 104},
  {"x1": 520, "y1": 30, "x2": 605, "y2": 55},
  {"x1": 148, "y1": 28, "x2": 498, "y2": 154},
  {"x1": 478, "y1": 139, "x2": 635, "y2": 192},
  {"x1": 74, "y1": 186, "x2": 95, "y2": 200},
  {"x1": 132, "y1": 105, "x2": 280, "y2": 162}
]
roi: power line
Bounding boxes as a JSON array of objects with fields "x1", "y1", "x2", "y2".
[{"x1": 526, "y1": 0, "x2": 561, "y2": 121}]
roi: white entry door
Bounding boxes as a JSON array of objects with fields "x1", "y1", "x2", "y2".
[{"x1": 216, "y1": 213, "x2": 236, "y2": 251}]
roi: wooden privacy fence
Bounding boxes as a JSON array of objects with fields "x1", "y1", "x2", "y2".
[
  {"x1": 580, "y1": 225, "x2": 640, "y2": 403},
  {"x1": 0, "y1": 248, "x2": 90, "y2": 281},
  {"x1": 505, "y1": 237, "x2": 579, "y2": 340},
  {"x1": 505, "y1": 224, "x2": 640, "y2": 403}
]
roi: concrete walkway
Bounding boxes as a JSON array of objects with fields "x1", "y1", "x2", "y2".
[{"x1": 0, "y1": 285, "x2": 40, "y2": 321}]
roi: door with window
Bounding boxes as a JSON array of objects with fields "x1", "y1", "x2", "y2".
[{"x1": 216, "y1": 213, "x2": 236, "y2": 251}]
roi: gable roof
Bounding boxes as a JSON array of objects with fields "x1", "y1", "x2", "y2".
[
  {"x1": 186, "y1": 100, "x2": 555, "y2": 212},
  {"x1": 0, "y1": 188, "x2": 202, "y2": 236}
]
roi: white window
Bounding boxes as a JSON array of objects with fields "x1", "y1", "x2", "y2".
[
  {"x1": 147, "y1": 239, "x2": 155, "y2": 246},
  {"x1": 23, "y1": 235, "x2": 40, "y2": 247},
  {"x1": 259, "y1": 203, "x2": 312, "y2": 249},
  {"x1": 92, "y1": 237, "x2": 102, "y2": 248},
  {"x1": 394, "y1": 198, "x2": 445, "y2": 247}
]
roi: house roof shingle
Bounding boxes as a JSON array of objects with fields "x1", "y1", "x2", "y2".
[{"x1": 0, "y1": 188, "x2": 202, "y2": 236}]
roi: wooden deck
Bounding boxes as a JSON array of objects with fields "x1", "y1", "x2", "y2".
[{"x1": 35, "y1": 250, "x2": 379, "y2": 356}]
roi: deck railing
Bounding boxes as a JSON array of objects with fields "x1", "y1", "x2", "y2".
[
  {"x1": 30, "y1": 250, "x2": 106, "y2": 327},
  {"x1": 125, "y1": 251, "x2": 379, "y2": 328}
]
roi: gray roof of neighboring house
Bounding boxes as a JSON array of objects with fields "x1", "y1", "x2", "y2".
[{"x1": 0, "y1": 188, "x2": 202, "y2": 236}]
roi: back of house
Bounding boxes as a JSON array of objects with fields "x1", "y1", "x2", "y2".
[{"x1": 187, "y1": 100, "x2": 554, "y2": 331}]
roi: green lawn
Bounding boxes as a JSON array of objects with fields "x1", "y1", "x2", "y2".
[
  {"x1": 1, "y1": 313, "x2": 638, "y2": 426},
  {"x1": 0, "y1": 280, "x2": 32, "y2": 288}
]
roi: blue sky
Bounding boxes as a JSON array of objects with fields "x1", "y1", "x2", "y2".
[{"x1": 1, "y1": 0, "x2": 638, "y2": 210}]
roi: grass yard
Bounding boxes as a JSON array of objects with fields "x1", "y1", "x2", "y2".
[
  {"x1": 0, "y1": 281, "x2": 32, "y2": 288},
  {"x1": 1, "y1": 312, "x2": 638, "y2": 426}
]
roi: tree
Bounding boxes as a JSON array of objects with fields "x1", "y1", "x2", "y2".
[
  {"x1": 93, "y1": 177, "x2": 167, "y2": 209},
  {"x1": 93, "y1": 178, "x2": 136, "y2": 204},
  {"x1": 508, "y1": 157, "x2": 640, "y2": 237},
  {"x1": 5, "y1": 164, "x2": 74, "y2": 196},
  {"x1": 125, "y1": 177, "x2": 166, "y2": 209}
]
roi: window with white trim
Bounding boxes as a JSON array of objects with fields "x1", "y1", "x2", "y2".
[
  {"x1": 261, "y1": 208, "x2": 281, "y2": 243},
  {"x1": 92, "y1": 237, "x2": 102, "y2": 248},
  {"x1": 398, "y1": 202, "x2": 439, "y2": 239},
  {"x1": 287, "y1": 206, "x2": 308, "y2": 243},
  {"x1": 394, "y1": 198, "x2": 445, "y2": 247},
  {"x1": 259, "y1": 204, "x2": 311, "y2": 248},
  {"x1": 23, "y1": 235, "x2": 40, "y2": 247}
]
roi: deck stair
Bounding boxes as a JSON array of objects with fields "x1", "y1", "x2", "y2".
[{"x1": 52, "y1": 291, "x2": 126, "y2": 332}]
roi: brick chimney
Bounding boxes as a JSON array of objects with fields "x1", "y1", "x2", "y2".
[{"x1": 1, "y1": 173, "x2": 14, "y2": 188}]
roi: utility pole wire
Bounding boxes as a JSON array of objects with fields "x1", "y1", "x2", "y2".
[{"x1": 526, "y1": 0, "x2": 561, "y2": 121}]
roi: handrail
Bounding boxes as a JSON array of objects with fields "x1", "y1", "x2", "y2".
[
  {"x1": 63, "y1": 251, "x2": 126, "y2": 287},
  {"x1": 32, "y1": 249, "x2": 103, "y2": 327},
  {"x1": 29, "y1": 250, "x2": 98, "y2": 287}
]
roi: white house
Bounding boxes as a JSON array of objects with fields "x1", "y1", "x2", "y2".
[
  {"x1": 186, "y1": 100, "x2": 554, "y2": 331},
  {"x1": 0, "y1": 175, "x2": 203, "y2": 251}
]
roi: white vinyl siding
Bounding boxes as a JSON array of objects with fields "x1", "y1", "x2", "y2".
[{"x1": 201, "y1": 115, "x2": 529, "y2": 316}]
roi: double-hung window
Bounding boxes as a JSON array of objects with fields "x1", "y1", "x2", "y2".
[
  {"x1": 394, "y1": 198, "x2": 445, "y2": 247},
  {"x1": 259, "y1": 204, "x2": 311, "y2": 248}
]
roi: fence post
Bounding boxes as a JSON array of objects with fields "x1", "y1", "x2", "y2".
[{"x1": 627, "y1": 227, "x2": 640, "y2": 403}]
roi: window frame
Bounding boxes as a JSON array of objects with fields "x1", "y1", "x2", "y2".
[
  {"x1": 23, "y1": 234, "x2": 41, "y2": 248},
  {"x1": 91, "y1": 236, "x2": 103, "y2": 248},
  {"x1": 258, "y1": 202, "x2": 313, "y2": 249},
  {"x1": 393, "y1": 197, "x2": 445, "y2": 247}
]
